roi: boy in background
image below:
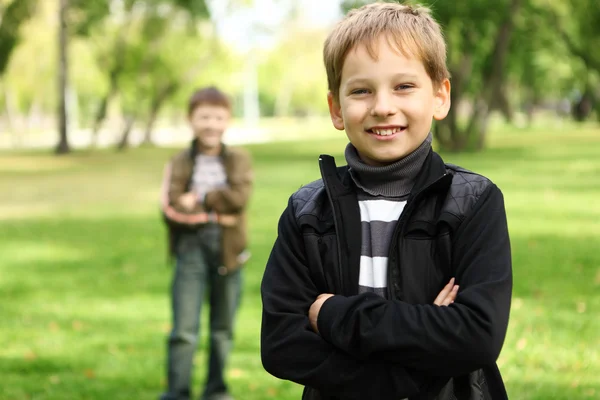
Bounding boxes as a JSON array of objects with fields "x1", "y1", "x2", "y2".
[{"x1": 160, "y1": 87, "x2": 253, "y2": 400}]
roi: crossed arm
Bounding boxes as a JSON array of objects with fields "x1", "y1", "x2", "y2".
[
  {"x1": 261, "y1": 185, "x2": 512, "y2": 395},
  {"x1": 162, "y1": 150, "x2": 252, "y2": 226}
]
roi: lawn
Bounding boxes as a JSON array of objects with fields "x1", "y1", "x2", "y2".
[{"x1": 0, "y1": 126, "x2": 599, "y2": 399}]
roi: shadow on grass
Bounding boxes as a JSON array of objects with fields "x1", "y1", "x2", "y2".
[{"x1": 0, "y1": 357, "x2": 76, "y2": 376}]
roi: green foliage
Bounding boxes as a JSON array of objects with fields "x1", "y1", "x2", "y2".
[
  {"x1": 171, "y1": 0, "x2": 209, "y2": 19},
  {"x1": 68, "y1": 0, "x2": 110, "y2": 36},
  {"x1": 257, "y1": 27, "x2": 329, "y2": 117},
  {"x1": 0, "y1": 0, "x2": 597, "y2": 140},
  {"x1": 0, "y1": 0, "x2": 36, "y2": 75}
]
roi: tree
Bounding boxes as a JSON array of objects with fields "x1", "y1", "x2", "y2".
[
  {"x1": 68, "y1": 0, "x2": 212, "y2": 149},
  {"x1": 549, "y1": 0, "x2": 600, "y2": 121},
  {"x1": 0, "y1": 0, "x2": 37, "y2": 76},
  {"x1": 0, "y1": 0, "x2": 37, "y2": 138},
  {"x1": 113, "y1": 1, "x2": 213, "y2": 149},
  {"x1": 56, "y1": 0, "x2": 70, "y2": 154},
  {"x1": 258, "y1": 27, "x2": 329, "y2": 117}
]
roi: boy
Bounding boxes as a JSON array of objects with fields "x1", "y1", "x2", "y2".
[
  {"x1": 160, "y1": 86, "x2": 253, "y2": 400},
  {"x1": 260, "y1": 3, "x2": 512, "y2": 400}
]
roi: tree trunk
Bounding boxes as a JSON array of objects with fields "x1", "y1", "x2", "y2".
[
  {"x1": 2, "y1": 86, "x2": 21, "y2": 147},
  {"x1": 274, "y1": 75, "x2": 293, "y2": 117},
  {"x1": 437, "y1": 0, "x2": 521, "y2": 152},
  {"x1": 491, "y1": 87, "x2": 514, "y2": 123},
  {"x1": 116, "y1": 116, "x2": 135, "y2": 151},
  {"x1": 90, "y1": 95, "x2": 109, "y2": 147},
  {"x1": 142, "y1": 81, "x2": 178, "y2": 145},
  {"x1": 467, "y1": 97, "x2": 491, "y2": 151},
  {"x1": 474, "y1": 0, "x2": 521, "y2": 149},
  {"x1": 89, "y1": 32, "x2": 128, "y2": 148},
  {"x1": 55, "y1": 0, "x2": 70, "y2": 154},
  {"x1": 434, "y1": 53, "x2": 473, "y2": 152}
]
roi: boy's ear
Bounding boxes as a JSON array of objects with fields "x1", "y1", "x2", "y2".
[
  {"x1": 433, "y1": 79, "x2": 451, "y2": 121},
  {"x1": 327, "y1": 92, "x2": 345, "y2": 131}
]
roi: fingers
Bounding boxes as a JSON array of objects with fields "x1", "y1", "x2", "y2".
[
  {"x1": 178, "y1": 193, "x2": 197, "y2": 211},
  {"x1": 433, "y1": 278, "x2": 459, "y2": 306},
  {"x1": 317, "y1": 293, "x2": 334, "y2": 300},
  {"x1": 433, "y1": 278, "x2": 454, "y2": 305},
  {"x1": 440, "y1": 284, "x2": 459, "y2": 306},
  {"x1": 218, "y1": 215, "x2": 238, "y2": 227},
  {"x1": 309, "y1": 294, "x2": 334, "y2": 334}
]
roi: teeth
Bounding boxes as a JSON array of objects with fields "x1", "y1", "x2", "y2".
[{"x1": 372, "y1": 127, "x2": 402, "y2": 136}]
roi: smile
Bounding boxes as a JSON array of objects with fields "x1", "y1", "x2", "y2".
[{"x1": 366, "y1": 126, "x2": 406, "y2": 137}]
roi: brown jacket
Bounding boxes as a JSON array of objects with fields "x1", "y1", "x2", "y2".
[{"x1": 160, "y1": 140, "x2": 253, "y2": 273}]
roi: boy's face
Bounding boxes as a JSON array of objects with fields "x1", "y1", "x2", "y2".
[
  {"x1": 189, "y1": 104, "x2": 230, "y2": 150},
  {"x1": 328, "y1": 35, "x2": 450, "y2": 166}
]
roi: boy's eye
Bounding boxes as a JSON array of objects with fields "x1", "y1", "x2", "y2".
[
  {"x1": 396, "y1": 84, "x2": 414, "y2": 90},
  {"x1": 350, "y1": 88, "x2": 369, "y2": 95}
]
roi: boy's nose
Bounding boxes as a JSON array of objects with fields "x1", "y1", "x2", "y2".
[{"x1": 370, "y1": 92, "x2": 397, "y2": 117}]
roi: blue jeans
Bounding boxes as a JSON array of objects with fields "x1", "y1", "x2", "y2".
[{"x1": 160, "y1": 225, "x2": 242, "y2": 400}]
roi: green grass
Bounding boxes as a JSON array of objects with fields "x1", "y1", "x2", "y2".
[{"x1": 1, "y1": 126, "x2": 599, "y2": 399}]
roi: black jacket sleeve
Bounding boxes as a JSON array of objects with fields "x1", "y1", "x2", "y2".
[
  {"x1": 261, "y1": 197, "x2": 424, "y2": 399},
  {"x1": 317, "y1": 185, "x2": 512, "y2": 377}
]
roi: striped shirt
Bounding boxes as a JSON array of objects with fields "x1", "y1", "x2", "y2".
[
  {"x1": 191, "y1": 154, "x2": 228, "y2": 203},
  {"x1": 357, "y1": 192, "x2": 408, "y2": 298},
  {"x1": 345, "y1": 133, "x2": 433, "y2": 298}
]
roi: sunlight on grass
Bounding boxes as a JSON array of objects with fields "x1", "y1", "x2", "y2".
[
  {"x1": 1, "y1": 241, "x2": 86, "y2": 265},
  {"x1": 0, "y1": 155, "x2": 79, "y2": 172}
]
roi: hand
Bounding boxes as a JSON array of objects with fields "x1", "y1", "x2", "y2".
[
  {"x1": 309, "y1": 293, "x2": 335, "y2": 334},
  {"x1": 219, "y1": 214, "x2": 238, "y2": 227},
  {"x1": 434, "y1": 278, "x2": 459, "y2": 306},
  {"x1": 177, "y1": 192, "x2": 197, "y2": 211}
]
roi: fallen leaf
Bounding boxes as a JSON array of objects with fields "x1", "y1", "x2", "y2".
[
  {"x1": 577, "y1": 302, "x2": 586, "y2": 313},
  {"x1": 84, "y1": 369, "x2": 95, "y2": 379},
  {"x1": 534, "y1": 307, "x2": 544, "y2": 316},
  {"x1": 24, "y1": 350, "x2": 37, "y2": 360},
  {"x1": 49, "y1": 375, "x2": 60, "y2": 384},
  {"x1": 72, "y1": 320, "x2": 83, "y2": 331},
  {"x1": 570, "y1": 380, "x2": 579, "y2": 388},
  {"x1": 517, "y1": 338, "x2": 527, "y2": 351},
  {"x1": 48, "y1": 321, "x2": 60, "y2": 332},
  {"x1": 230, "y1": 368, "x2": 244, "y2": 378},
  {"x1": 267, "y1": 388, "x2": 278, "y2": 396},
  {"x1": 512, "y1": 298, "x2": 523, "y2": 310}
]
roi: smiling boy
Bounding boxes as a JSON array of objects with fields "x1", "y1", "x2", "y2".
[{"x1": 260, "y1": 3, "x2": 512, "y2": 400}]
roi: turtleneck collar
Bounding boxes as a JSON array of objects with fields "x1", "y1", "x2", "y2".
[{"x1": 344, "y1": 132, "x2": 432, "y2": 197}]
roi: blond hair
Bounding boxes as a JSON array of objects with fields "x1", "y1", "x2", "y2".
[{"x1": 324, "y1": 2, "x2": 449, "y2": 100}]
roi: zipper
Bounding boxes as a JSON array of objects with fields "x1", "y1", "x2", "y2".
[
  {"x1": 319, "y1": 157, "x2": 346, "y2": 294},
  {"x1": 387, "y1": 173, "x2": 450, "y2": 299}
]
